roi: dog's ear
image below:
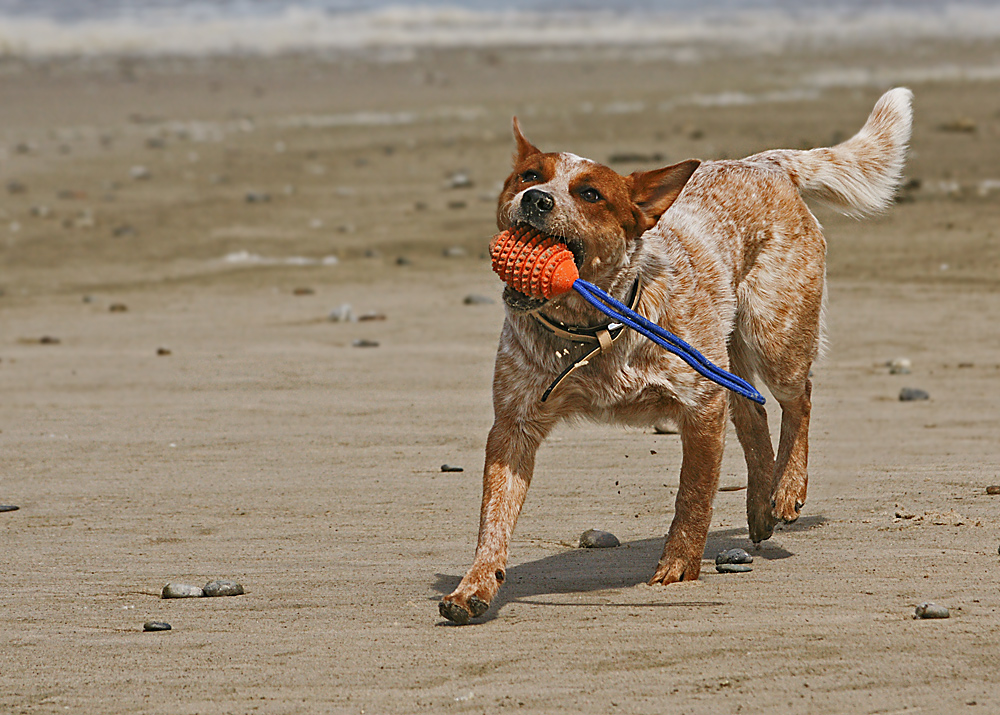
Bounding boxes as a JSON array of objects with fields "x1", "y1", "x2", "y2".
[
  {"x1": 629, "y1": 159, "x2": 701, "y2": 232},
  {"x1": 512, "y1": 117, "x2": 542, "y2": 164}
]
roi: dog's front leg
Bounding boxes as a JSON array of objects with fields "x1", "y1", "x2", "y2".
[
  {"x1": 649, "y1": 390, "x2": 727, "y2": 585},
  {"x1": 440, "y1": 414, "x2": 549, "y2": 624}
]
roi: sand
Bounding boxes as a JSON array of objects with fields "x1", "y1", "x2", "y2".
[{"x1": 2, "y1": 38, "x2": 1000, "y2": 714}]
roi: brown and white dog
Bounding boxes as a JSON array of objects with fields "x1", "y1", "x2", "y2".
[{"x1": 440, "y1": 89, "x2": 912, "y2": 624}]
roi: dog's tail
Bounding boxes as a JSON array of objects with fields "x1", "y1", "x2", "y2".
[{"x1": 747, "y1": 88, "x2": 913, "y2": 217}]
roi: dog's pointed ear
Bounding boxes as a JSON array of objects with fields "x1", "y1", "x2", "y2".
[
  {"x1": 512, "y1": 117, "x2": 541, "y2": 164},
  {"x1": 629, "y1": 159, "x2": 701, "y2": 231}
]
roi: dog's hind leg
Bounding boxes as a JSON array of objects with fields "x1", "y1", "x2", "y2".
[
  {"x1": 440, "y1": 414, "x2": 550, "y2": 624},
  {"x1": 769, "y1": 378, "x2": 812, "y2": 524},
  {"x1": 649, "y1": 388, "x2": 727, "y2": 585},
  {"x1": 728, "y1": 332, "x2": 778, "y2": 543}
]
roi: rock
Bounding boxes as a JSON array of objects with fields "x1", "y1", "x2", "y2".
[
  {"x1": 440, "y1": 464, "x2": 464, "y2": 473},
  {"x1": 143, "y1": 621, "x2": 172, "y2": 631},
  {"x1": 245, "y1": 191, "x2": 271, "y2": 203},
  {"x1": 7, "y1": 180, "x2": 28, "y2": 194},
  {"x1": 108, "y1": 303, "x2": 128, "y2": 312},
  {"x1": 112, "y1": 224, "x2": 136, "y2": 238},
  {"x1": 351, "y1": 339, "x2": 379, "y2": 348},
  {"x1": 986, "y1": 486, "x2": 1000, "y2": 495},
  {"x1": 887, "y1": 357, "x2": 911, "y2": 375},
  {"x1": 442, "y1": 246, "x2": 467, "y2": 257},
  {"x1": 30, "y1": 205, "x2": 52, "y2": 218},
  {"x1": 716, "y1": 563, "x2": 753, "y2": 573},
  {"x1": 358, "y1": 312, "x2": 386, "y2": 322},
  {"x1": 0, "y1": 505, "x2": 19, "y2": 513},
  {"x1": 157, "y1": 347, "x2": 172, "y2": 356},
  {"x1": 395, "y1": 256, "x2": 412, "y2": 266},
  {"x1": 130, "y1": 165, "x2": 151, "y2": 180},
  {"x1": 716, "y1": 548, "x2": 753, "y2": 565},
  {"x1": 447, "y1": 200, "x2": 467, "y2": 210},
  {"x1": 914, "y1": 603, "x2": 950, "y2": 619},
  {"x1": 161, "y1": 583, "x2": 205, "y2": 599},
  {"x1": 579, "y1": 529, "x2": 620, "y2": 549},
  {"x1": 39, "y1": 336, "x2": 61, "y2": 345},
  {"x1": 463, "y1": 294, "x2": 494, "y2": 305},
  {"x1": 899, "y1": 387, "x2": 930, "y2": 401},
  {"x1": 328, "y1": 304, "x2": 355, "y2": 322},
  {"x1": 292, "y1": 287, "x2": 314, "y2": 296},
  {"x1": 203, "y1": 580, "x2": 244, "y2": 597}
]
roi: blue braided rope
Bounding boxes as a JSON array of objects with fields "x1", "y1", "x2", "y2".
[{"x1": 572, "y1": 279, "x2": 765, "y2": 405}]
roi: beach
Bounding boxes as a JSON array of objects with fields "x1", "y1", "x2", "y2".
[{"x1": 2, "y1": 30, "x2": 1000, "y2": 714}]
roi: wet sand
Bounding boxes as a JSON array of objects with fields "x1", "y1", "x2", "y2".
[{"x1": 2, "y1": 38, "x2": 1000, "y2": 714}]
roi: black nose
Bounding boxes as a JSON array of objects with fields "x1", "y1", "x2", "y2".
[{"x1": 522, "y1": 188, "x2": 554, "y2": 215}]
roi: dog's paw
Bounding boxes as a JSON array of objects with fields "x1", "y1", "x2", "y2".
[
  {"x1": 771, "y1": 487, "x2": 805, "y2": 524},
  {"x1": 648, "y1": 555, "x2": 701, "y2": 586},
  {"x1": 748, "y1": 507, "x2": 778, "y2": 543},
  {"x1": 439, "y1": 595, "x2": 489, "y2": 625}
]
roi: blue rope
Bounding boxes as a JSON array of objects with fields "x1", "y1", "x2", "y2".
[{"x1": 572, "y1": 279, "x2": 765, "y2": 404}]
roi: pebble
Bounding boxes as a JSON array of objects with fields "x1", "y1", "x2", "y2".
[
  {"x1": 446, "y1": 171, "x2": 474, "y2": 189},
  {"x1": 0, "y1": 505, "x2": 19, "y2": 513},
  {"x1": 108, "y1": 303, "x2": 128, "y2": 312},
  {"x1": 986, "y1": 485, "x2": 1000, "y2": 495},
  {"x1": 887, "y1": 357, "x2": 912, "y2": 375},
  {"x1": 203, "y1": 580, "x2": 244, "y2": 597},
  {"x1": 143, "y1": 621, "x2": 172, "y2": 631},
  {"x1": 161, "y1": 583, "x2": 205, "y2": 599},
  {"x1": 716, "y1": 548, "x2": 753, "y2": 565},
  {"x1": 579, "y1": 529, "x2": 620, "y2": 549},
  {"x1": 358, "y1": 312, "x2": 387, "y2": 322},
  {"x1": 654, "y1": 419, "x2": 679, "y2": 435},
  {"x1": 716, "y1": 563, "x2": 753, "y2": 573},
  {"x1": 440, "y1": 464, "x2": 464, "y2": 472},
  {"x1": 395, "y1": 256, "x2": 412, "y2": 266},
  {"x1": 39, "y1": 336, "x2": 61, "y2": 344},
  {"x1": 914, "y1": 603, "x2": 950, "y2": 619},
  {"x1": 157, "y1": 347, "x2": 172, "y2": 356},
  {"x1": 130, "y1": 165, "x2": 151, "y2": 180},
  {"x1": 463, "y1": 294, "x2": 494, "y2": 305},
  {"x1": 937, "y1": 118, "x2": 977, "y2": 133},
  {"x1": 292, "y1": 287, "x2": 314, "y2": 296},
  {"x1": 351, "y1": 339, "x2": 379, "y2": 348},
  {"x1": 899, "y1": 387, "x2": 930, "y2": 401},
  {"x1": 442, "y1": 246, "x2": 467, "y2": 257},
  {"x1": 245, "y1": 191, "x2": 271, "y2": 203},
  {"x1": 328, "y1": 304, "x2": 355, "y2": 322},
  {"x1": 7, "y1": 179, "x2": 28, "y2": 194}
]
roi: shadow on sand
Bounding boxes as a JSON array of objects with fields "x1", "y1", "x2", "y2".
[{"x1": 433, "y1": 515, "x2": 824, "y2": 624}]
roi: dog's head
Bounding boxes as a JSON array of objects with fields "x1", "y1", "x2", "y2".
[{"x1": 496, "y1": 118, "x2": 700, "y2": 312}]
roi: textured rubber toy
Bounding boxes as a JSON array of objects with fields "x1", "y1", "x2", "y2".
[{"x1": 489, "y1": 226, "x2": 579, "y2": 299}]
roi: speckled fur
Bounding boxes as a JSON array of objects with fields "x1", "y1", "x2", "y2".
[{"x1": 441, "y1": 89, "x2": 912, "y2": 624}]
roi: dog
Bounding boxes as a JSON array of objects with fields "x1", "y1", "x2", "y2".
[{"x1": 440, "y1": 88, "x2": 912, "y2": 624}]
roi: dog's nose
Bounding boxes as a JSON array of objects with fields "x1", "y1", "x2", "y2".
[{"x1": 522, "y1": 188, "x2": 554, "y2": 215}]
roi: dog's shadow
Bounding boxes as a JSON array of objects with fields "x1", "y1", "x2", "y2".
[{"x1": 433, "y1": 516, "x2": 823, "y2": 624}]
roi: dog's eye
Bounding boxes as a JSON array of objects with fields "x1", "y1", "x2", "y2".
[
  {"x1": 580, "y1": 187, "x2": 603, "y2": 203},
  {"x1": 520, "y1": 169, "x2": 542, "y2": 183}
]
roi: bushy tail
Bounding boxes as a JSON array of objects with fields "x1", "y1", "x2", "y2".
[{"x1": 748, "y1": 88, "x2": 913, "y2": 217}]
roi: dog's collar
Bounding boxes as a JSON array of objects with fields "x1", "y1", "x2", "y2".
[
  {"x1": 535, "y1": 277, "x2": 642, "y2": 402},
  {"x1": 532, "y1": 277, "x2": 642, "y2": 346}
]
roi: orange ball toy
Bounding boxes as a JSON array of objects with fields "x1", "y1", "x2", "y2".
[{"x1": 489, "y1": 226, "x2": 579, "y2": 300}]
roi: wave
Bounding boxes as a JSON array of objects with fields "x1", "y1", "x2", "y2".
[{"x1": 1, "y1": 4, "x2": 999, "y2": 58}]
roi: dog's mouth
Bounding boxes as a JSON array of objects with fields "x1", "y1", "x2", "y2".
[{"x1": 500, "y1": 224, "x2": 585, "y2": 313}]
